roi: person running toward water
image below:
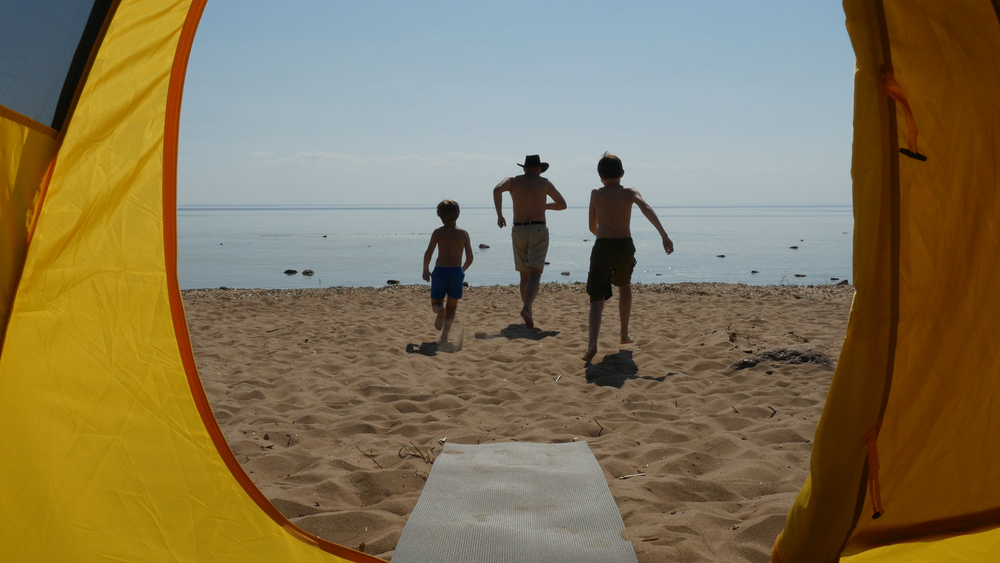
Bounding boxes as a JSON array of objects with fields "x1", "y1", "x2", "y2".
[
  {"x1": 583, "y1": 152, "x2": 674, "y2": 363},
  {"x1": 422, "y1": 200, "x2": 474, "y2": 348},
  {"x1": 493, "y1": 154, "x2": 567, "y2": 328}
]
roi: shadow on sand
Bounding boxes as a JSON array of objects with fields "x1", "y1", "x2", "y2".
[
  {"x1": 406, "y1": 341, "x2": 462, "y2": 356},
  {"x1": 406, "y1": 342, "x2": 440, "y2": 356},
  {"x1": 585, "y1": 350, "x2": 668, "y2": 388},
  {"x1": 475, "y1": 323, "x2": 559, "y2": 341}
]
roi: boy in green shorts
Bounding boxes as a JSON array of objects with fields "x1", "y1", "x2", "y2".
[{"x1": 583, "y1": 152, "x2": 674, "y2": 363}]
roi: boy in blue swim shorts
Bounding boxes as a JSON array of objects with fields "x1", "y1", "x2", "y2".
[{"x1": 422, "y1": 200, "x2": 474, "y2": 346}]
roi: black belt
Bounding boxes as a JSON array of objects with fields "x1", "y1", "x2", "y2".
[{"x1": 512, "y1": 220, "x2": 545, "y2": 226}]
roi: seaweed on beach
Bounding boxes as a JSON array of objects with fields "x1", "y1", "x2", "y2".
[{"x1": 730, "y1": 348, "x2": 833, "y2": 370}]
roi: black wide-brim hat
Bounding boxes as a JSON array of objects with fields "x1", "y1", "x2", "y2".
[{"x1": 518, "y1": 154, "x2": 549, "y2": 173}]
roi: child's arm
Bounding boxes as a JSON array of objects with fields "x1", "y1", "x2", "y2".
[
  {"x1": 493, "y1": 178, "x2": 511, "y2": 228},
  {"x1": 462, "y1": 231, "x2": 474, "y2": 272},
  {"x1": 633, "y1": 189, "x2": 674, "y2": 254},
  {"x1": 422, "y1": 230, "x2": 438, "y2": 281},
  {"x1": 588, "y1": 190, "x2": 599, "y2": 235}
]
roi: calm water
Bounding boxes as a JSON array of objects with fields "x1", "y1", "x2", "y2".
[{"x1": 177, "y1": 205, "x2": 853, "y2": 290}]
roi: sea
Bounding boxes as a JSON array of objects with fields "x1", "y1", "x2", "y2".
[{"x1": 176, "y1": 205, "x2": 853, "y2": 290}]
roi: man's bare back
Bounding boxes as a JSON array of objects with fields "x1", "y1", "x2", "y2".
[
  {"x1": 494, "y1": 174, "x2": 566, "y2": 227},
  {"x1": 506, "y1": 175, "x2": 559, "y2": 222}
]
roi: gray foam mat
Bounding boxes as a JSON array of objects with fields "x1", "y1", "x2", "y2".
[{"x1": 392, "y1": 441, "x2": 638, "y2": 563}]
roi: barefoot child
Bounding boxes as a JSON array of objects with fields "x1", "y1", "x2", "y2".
[
  {"x1": 422, "y1": 200, "x2": 474, "y2": 346},
  {"x1": 583, "y1": 152, "x2": 674, "y2": 363}
]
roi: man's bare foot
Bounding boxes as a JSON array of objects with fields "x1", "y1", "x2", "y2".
[
  {"x1": 434, "y1": 309, "x2": 445, "y2": 330},
  {"x1": 520, "y1": 309, "x2": 534, "y2": 329},
  {"x1": 621, "y1": 335, "x2": 634, "y2": 344},
  {"x1": 582, "y1": 348, "x2": 597, "y2": 363}
]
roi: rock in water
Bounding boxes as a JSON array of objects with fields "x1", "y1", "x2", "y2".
[
  {"x1": 561, "y1": 271, "x2": 571, "y2": 276},
  {"x1": 751, "y1": 270, "x2": 759, "y2": 274},
  {"x1": 794, "y1": 274, "x2": 806, "y2": 277},
  {"x1": 284, "y1": 269, "x2": 297, "y2": 275},
  {"x1": 302, "y1": 269, "x2": 315, "y2": 276},
  {"x1": 386, "y1": 279, "x2": 400, "y2": 285},
  {"x1": 478, "y1": 243, "x2": 490, "y2": 249},
  {"x1": 789, "y1": 246, "x2": 799, "y2": 249},
  {"x1": 717, "y1": 255, "x2": 725, "y2": 258}
]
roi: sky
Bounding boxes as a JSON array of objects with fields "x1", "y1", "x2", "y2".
[{"x1": 177, "y1": 1, "x2": 856, "y2": 208}]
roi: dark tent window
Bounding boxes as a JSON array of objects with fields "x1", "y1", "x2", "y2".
[{"x1": 0, "y1": 0, "x2": 113, "y2": 130}]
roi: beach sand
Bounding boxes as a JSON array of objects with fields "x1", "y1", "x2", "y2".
[{"x1": 183, "y1": 282, "x2": 853, "y2": 562}]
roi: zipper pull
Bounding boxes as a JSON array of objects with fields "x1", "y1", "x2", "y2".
[{"x1": 881, "y1": 68, "x2": 927, "y2": 162}]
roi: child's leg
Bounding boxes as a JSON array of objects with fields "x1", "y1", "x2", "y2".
[
  {"x1": 618, "y1": 284, "x2": 633, "y2": 344},
  {"x1": 432, "y1": 299, "x2": 445, "y2": 330},
  {"x1": 440, "y1": 297, "x2": 459, "y2": 342},
  {"x1": 584, "y1": 299, "x2": 605, "y2": 362}
]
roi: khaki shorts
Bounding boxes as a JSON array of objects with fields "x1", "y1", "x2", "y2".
[{"x1": 511, "y1": 224, "x2": 549, "y2": 272}]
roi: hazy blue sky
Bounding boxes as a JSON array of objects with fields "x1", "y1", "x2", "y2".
[{"x1": 177, "y1": 1, "x2": 856, "y2": 208}]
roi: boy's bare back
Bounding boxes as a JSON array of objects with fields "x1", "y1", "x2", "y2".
[
  {"x1": 590, "y1": 184, "x2": 641, "y2": 239},
  {"x1": 431, "y1": 225, "x2": 472, "y2": 268},
  {"x1": 589, "y1": 180, "x2": 674, "y2": 254}
]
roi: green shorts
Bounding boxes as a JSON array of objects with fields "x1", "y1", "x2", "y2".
[{"x1": 586, "y1": 237, "x2": 636, "y2": 302}]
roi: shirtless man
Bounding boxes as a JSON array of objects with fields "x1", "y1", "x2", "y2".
[
  {"x1": 583, "y1": 152, "x2": 673, "y2": 362},
  {"x1": 493, "y1": 155, "x2": 567, "y2": 329}
]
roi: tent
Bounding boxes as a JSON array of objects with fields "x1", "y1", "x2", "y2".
[
  {"x1": 2, "y1": 1, "x2": 999, "y2": 562},
  {"x1": 773, "y1": 1, "x2": 1000, "y2": 562},
  {"x1": 0, "y1": 1, "x2": 376, "y2": 561}
]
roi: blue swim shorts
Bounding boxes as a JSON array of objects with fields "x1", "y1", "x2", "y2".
[{"x1": 430, "y1": 266, "x2": 465, "y2": 300}]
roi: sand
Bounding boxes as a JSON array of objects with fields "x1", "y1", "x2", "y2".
[{"x1": 183, "y1": 282, "x2": 853, "y2": 562}]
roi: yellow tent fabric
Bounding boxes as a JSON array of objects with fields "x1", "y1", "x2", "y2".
[
  {"x1": 774, "y1": 1, "x2": 1000, "y2": 562},
  {"x1": 0, "y1": 1, "x2": 378, "y2": 561},
  {"x1": 5, "y1": 1, "x2": 999, "y2": 561},
  {"x1": 0, "y1": 108, "x2": 55, "y2": 349}
]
